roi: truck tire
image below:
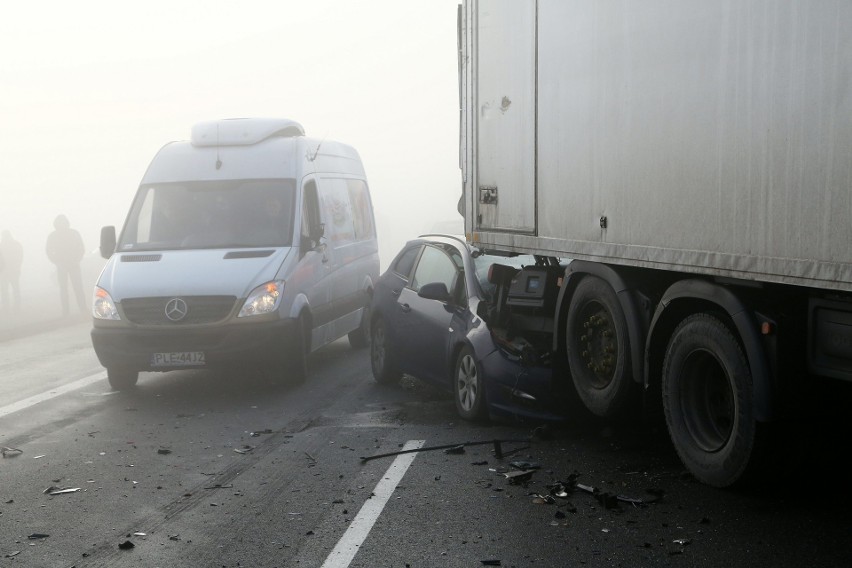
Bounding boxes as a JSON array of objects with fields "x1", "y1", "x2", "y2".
[
  {"x1": 454, "y1": 346, "x2": 487, "y2": 421},
  {"x1": 370, "y1": 317, "x2": 401, "y2": 384},
  {"x1": 662, "y1": 313, "x2": 756, "y2": 488},
  {"x1": 107, "y1": 368, "x2": 138, "y2": 391},
  {"x1": 565, "y1": 276, "x2": 635, "y2": 418}
]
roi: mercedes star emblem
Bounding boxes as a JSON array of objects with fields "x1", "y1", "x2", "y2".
[{"x1": 164, "y1": 298, "x2": 189, "y2": 322}]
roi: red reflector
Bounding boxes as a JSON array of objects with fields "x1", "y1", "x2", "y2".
[{"x1": 760, "y1": 322, "x2": 773, "y2": 335}]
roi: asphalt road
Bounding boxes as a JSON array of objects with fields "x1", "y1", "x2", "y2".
[{"x1": 1, "y1": 323, "x2": 851, "y2": 567}]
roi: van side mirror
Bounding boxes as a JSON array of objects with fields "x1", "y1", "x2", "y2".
[
  {"x1": 418, "y1": 282, "x2": 451, "y2": 303},
  {"x1": 100, "y1": 226, "x2": 117, "y2": 259},
  {"x1": 310, "y1": 223, "x2": 325, "y2": 245}
]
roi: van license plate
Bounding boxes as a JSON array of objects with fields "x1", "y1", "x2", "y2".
[{"x1": 151, "y1": 351, "x2": 206, "y2": 366}]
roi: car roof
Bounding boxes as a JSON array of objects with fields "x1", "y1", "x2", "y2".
[{"x1": 409, "y1": 233, "x2": 476, "y2": 255}]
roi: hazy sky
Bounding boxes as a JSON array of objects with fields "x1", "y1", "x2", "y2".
[{"x1": 0, "y1": 1, "x2": 463, "y2": 304}]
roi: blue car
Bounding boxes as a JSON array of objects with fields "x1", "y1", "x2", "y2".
[{"x1": 369, "y1": 234, "x2": 568, "y2": 422}]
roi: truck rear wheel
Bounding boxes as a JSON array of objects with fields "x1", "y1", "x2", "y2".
[
  {"x1": 662, "y1": 313, "x2": 756, "y2": 488},
  {"x1": 566, "y1": 276, "x2": 635, "y2": 418}
]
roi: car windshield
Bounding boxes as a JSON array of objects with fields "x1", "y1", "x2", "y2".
[
  {"x1": 473, "y1": 253, "x2": 536, "y2": 300},
  {"x1": 117, "y1": 179, "x2": 296, "y2": 251}
]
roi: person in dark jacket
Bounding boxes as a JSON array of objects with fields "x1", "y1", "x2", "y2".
[{"x1": 45, "y1": 215, "x2": 87, "y2": 316}]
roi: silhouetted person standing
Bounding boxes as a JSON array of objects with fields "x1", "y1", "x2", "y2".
[
  {"x1": 0, "y1": 230, "x2": 23, "y2": 313},
  {"x1": 46, "y1": 215, "x2": 87, "y2": 316}
]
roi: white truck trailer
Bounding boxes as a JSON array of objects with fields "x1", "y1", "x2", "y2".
[{"x1": 458, "y1": 0, "x2": 852, "y2": 487}]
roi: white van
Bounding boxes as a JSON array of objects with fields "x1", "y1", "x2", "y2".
[{"x1": 91, "y1": 118, "x2": 379, "y2": 389}]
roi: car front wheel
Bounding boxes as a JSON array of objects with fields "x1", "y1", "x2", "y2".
[
  {"x1": 454, "y1": 346, "x2": 487, "y2": 421},
  {"x1": 371, "y1": 317, "x2": 401, "y2": 384}
]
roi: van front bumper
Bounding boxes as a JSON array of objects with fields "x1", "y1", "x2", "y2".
[{"x1": 90, "y1": 318, "x2": 297, "y2": 372}]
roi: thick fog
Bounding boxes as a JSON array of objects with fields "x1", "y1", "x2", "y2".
[{"x1": 0, "y1": 1, "x2": 462, "y2": 321}]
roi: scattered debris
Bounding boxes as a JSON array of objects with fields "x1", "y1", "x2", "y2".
[
  {"x1": 33, "y1": 455, "x2": 45, "y2": 459},
  {"x1": 673, "y1": 538, "x2": 692, "y2": 546},
  {"x1": 471, "y1": 460, "x2": 488, "y2": 466},
  {"x1": 305, "y1": 452, "x2": 317, "y2": 463},
  {"x1": 43, "y1": 486, "x2": 81, "y2": 496},
  {"x1": 133, "y1": 532, "x2": 146, "y2": 537},
  {"x1": 168, "y1": 534, "x2": 181, "y2": 541},
  {"x1": 502, "y1": 470, "x2": 535, "y2": 485},
  {"x1": 481, "y1": 561, "x2": 502, "y2": 566},
  {"x1": 509, "y1": 460, "x2": 540, "y2": 470},
  {"x1": 204, "y1": 484, "x2": 233, "y2": 490},
  {"x1": 5, "y1": 551, "x2": 21, "y2": 558},
  {"x1": 1, "y1": 446, "x2": 22, "y2": 458},
  {"x1": 27, "y1": 533, "x2": 49, "y2": 540},
  {"x1": 444, "y1": 445, "x2": 466, "y2": 455},
  {"x1": 360, "y1": 439, "x2": 532, "y2": 462},
  {"x1": 250, "y1": 429, "x2": 273, "y2": 437},
  {"x1": 118, "y1": 540, "x2": 135, "y2": 550},
  {"x1": 530, "y1": 493, "x2": 556, "y2": 505},
  {"x1": 233, "y1": 445, "x2": 254, "y2": 455},
  {"x1": 157, "y1": 448, "x2": 172, "y2": 455},
  {"x1": 547, "y1": 477, "x2": 663, "y2": 509}
]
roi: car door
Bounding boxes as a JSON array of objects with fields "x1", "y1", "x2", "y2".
[{"x1": 395, "y1": 244, "x2": 463, "y2": 384}]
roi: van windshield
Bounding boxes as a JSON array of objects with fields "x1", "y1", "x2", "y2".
[{"x1": 117, "y1": 180, "x2": 297, "y2": 251}]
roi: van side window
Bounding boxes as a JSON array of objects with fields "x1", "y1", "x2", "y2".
[
  {"x1": 301, "y1": 180, "x2": 321, "y2": 250},
  {"x1": 347, "y1": 179, "x2": 375, "y2": 240},
  {"x1": 318, "y1": 179, "x2": 356, "y2": 246}
]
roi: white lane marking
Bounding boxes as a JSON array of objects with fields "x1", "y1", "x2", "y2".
[
  {"x1": 321, "y1": 439, "x2": 426, "y2": 568},
  {"x1": 0, "y1": 371, "x2": 106, "y2": 419}
]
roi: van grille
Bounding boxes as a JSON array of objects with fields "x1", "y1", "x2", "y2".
[
  {"x1": 120, "y1": 296, "x2": 237, "y2": 325},
  {"x1": 121, "y1": 254, "x2": 162, "y2": 262}
]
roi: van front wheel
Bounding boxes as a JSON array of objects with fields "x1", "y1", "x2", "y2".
[
  {"x1": 269, "y1": 316, "x2": 309, "y2": 385},
  {"x1": 107, "y1": 368, "x2": 138, "y2": 390},
  {"x1": 348, "y1": 302, "x2": 371, "y2": 349},
  {"x1": 289, "y1": 315, "x2": 309, "y2": 383}
]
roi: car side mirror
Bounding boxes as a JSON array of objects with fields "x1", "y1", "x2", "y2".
[
  {"x1": 418, "y1": 282, "x2": 451, "y2": 303},
  {"x1": 100, "y1": 226, "x2": 116, "y2": 259}
]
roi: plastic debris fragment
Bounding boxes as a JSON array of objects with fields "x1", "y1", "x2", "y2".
[
  {"x1": 1, "y1": 446, "x2": 22, "y2": 458},
  {"x1": 502, "y1": 470, "x2": 535, "y2": 484},
  {"x1": 43, "y1": 486, "x2": 81, "y2": 495},
  {"x1": 118, "y1": 540, "x2": 135, "y2": 550}
]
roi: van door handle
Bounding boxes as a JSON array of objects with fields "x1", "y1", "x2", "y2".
[
  {"x1": 391, "y1": 289, "x2": 401, "y2": 297},
  {"x1": 400, "y1": 303, "x2": 411, "y2": 313}
]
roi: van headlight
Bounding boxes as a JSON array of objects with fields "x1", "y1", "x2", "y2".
[
  {"x1": 93, "y1": 287, "x2": 120, "y2": 320},
  {"x1": 239, "y1": 280, "x2": 285, "y2": 317}
]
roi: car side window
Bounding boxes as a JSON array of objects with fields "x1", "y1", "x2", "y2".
[
  {"x1": 392, "y1": 246, "x2": 420, "y2": 279},
  {"x1": 410, "y1": 245, "x2": 458, "y2": 294}
]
